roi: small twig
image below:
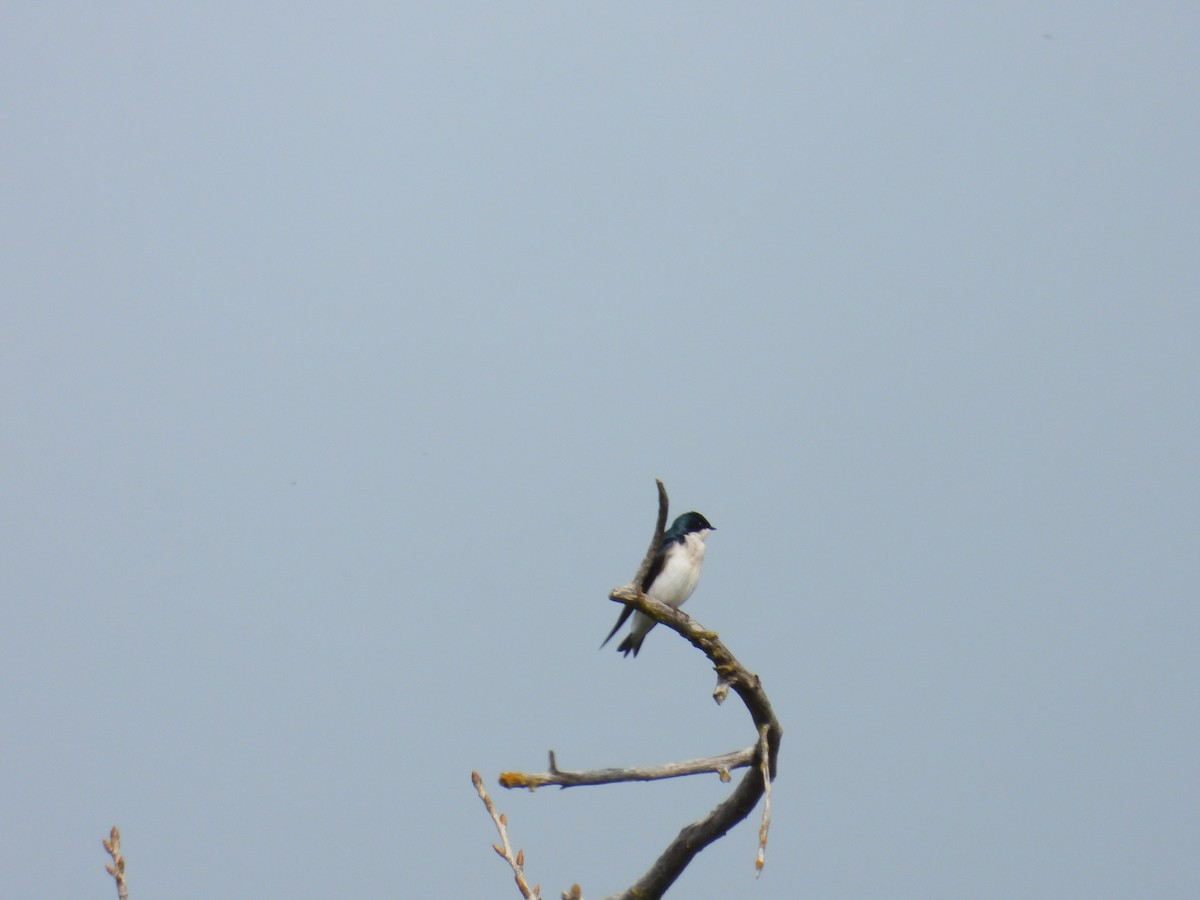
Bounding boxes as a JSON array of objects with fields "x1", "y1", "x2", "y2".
[
  {"x1": 102, "y1": 826, "x2": 129, "y2": 900},
  {"x1": 473, "y1": 771, "x2": 541, "y2": 899},
  {"x1": 500, "y1": 747, "x2": 755, "y2": 790},
  {"x1": 755, "y1": 724, "x2": 773, "y2": 877},
  {"x1": 713, "y1": 670, "x2": 732, "y2": 705}
]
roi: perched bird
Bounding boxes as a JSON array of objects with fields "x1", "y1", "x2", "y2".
[{"x1": 601, "y1": 511, "x2": 716, "y2": 657}]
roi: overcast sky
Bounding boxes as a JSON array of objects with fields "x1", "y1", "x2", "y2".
[{"x1": 3, "y1": 4, "x2": 1198, "y2": 899}]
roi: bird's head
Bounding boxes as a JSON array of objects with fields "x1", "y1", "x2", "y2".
[{"x1": 670, "y1": 511, "x2": 715, "y2": 539}]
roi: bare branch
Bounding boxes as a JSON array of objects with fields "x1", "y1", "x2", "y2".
[
  {"x1": 499, "y1": 747, "x2": 755, "y2": 790},
  {"x1": 600, "y1": 528, "x2": 783, "y2": 897},
  {"x1": 102, "y1": 826, "x2": 128, "y2": 900},
  {"x1": 607, "y1": 758, "x2": 772, "y2": 900},
  {"x1": 606, "y1": 586, "x2": 781, "y2": 769},
  {"x1": 755, "y1": 724, "x2": 773, "y2": 877},
  {"x1": 480, "y1": 480, "x2": 784, "y2": 898},
  {"x1": 472, "y1": 771, "x2": 542, "y2": 899}
]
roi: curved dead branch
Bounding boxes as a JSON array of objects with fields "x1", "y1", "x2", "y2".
[
  {"x1": 600, "y1": 584, "x2": 782, "y2": 898},
  {"x1": 479, "y1": 480, "x2": 783, "y2": 899}
]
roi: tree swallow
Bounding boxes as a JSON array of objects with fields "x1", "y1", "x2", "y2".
[{"x1": 601, "y1": 511, "x2": 716, "y2": 658}]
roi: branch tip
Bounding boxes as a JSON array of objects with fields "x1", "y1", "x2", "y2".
[
  {"x1": 102, "y1": 825, "x2": 128, "y2": 900},
  {"x1": 474, "y1": 768, "x2": 541, "y2": 898}
]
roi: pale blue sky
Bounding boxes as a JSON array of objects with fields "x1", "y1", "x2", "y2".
[{"x1": 3, "y1": 4, "x2": 1198, "y2": 898}]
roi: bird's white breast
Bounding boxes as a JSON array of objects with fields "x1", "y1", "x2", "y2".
[{"x1": 647, "y1": 531, "x2": 709, "y2": 609}]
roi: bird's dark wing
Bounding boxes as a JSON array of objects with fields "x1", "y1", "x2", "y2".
[
  {"x1": 638, "y1": 542, "x2": 669, "y2": 593},
  {"x1": 601, "y1": 539, "x2": 667, "y2": 649},
  {"x1": 600, "y1": 605, "x2": 634, "y2": 648}
]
